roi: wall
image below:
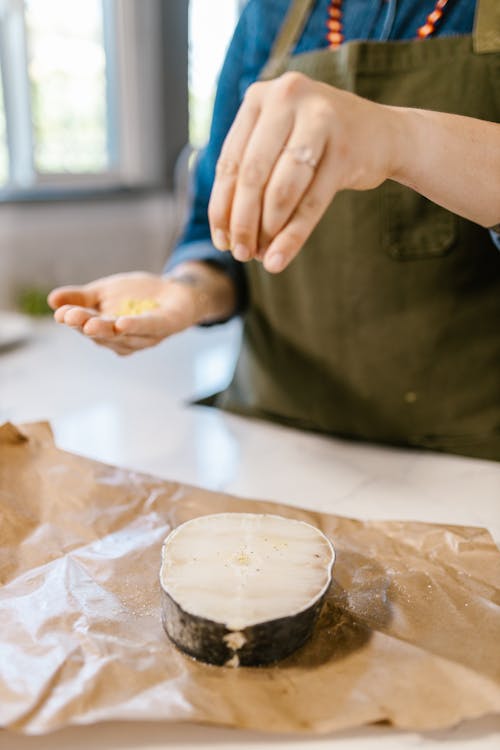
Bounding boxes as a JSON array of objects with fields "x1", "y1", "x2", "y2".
[{"x1": 0, "y1": 190, "x2": 186, "y2": 309}]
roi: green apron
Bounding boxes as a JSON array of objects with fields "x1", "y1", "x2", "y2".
[{"x1": 218, "y1": 0, "x2": 500, "y2": 461}]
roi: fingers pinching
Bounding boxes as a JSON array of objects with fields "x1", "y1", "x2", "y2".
[
  {"x1": 263, "y1": 141, "x2": 338, "y2": 273},
  {"x1": 210, "y1": 72, "x2": 334, "y2": 264},
  {"x1": 260, "y1": 123, "x2": 325, "y2": 246},
  {"x1": 228, "y1": 106, "x2": 293, "y2": 261},
  {"x1": 208, "y1": 83, "x2": 263, "y2": 254}
]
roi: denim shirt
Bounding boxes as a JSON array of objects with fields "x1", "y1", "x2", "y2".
[{"x1": 167, "y1": 0, "x2": 496, "y2": 317}]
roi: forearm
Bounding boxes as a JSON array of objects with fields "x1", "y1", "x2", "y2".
[
  {"x1": 166, "y1": 261, "x2": 237, "y2": 325},
  {"x1": 389, "y1": 107, "x2": 500, "y2": 228}
]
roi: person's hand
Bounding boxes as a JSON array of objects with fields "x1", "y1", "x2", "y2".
[
  {"x1": 48, "y1": 271, "x2": 204, "y2": 356},
  {"x1": 48, "y1": 265, "x2": 235, "y2": 356},
  {"x1": 208, "y1": 72, "x2": 400, "y2": 273}
]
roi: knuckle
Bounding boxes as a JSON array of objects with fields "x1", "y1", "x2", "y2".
[
  {"x1": 275, "y1": 71, "x2": 307, "y2": 98},
  {"x1": 271, "y1": 180, "x2": 297, "y2": 211},
  {"x1": 335, "y1": 138, "x2": 350, "y2": 160},
  {"x1": 284, "y1": 226, "x2": 307, "y2": 248},
  {"x1": 239, "y1": 158, "x2": 268, "y2": 188},
  {"x1": 82, "y1": 323, "x2": 96, "y2": 336},
  {"x1": 301, "y1": 192, "x2": 322, "y2": 214},
  {"x1": 65, "y1": 310, "x2": 80, "y2": 325},
  {"x1": 215, "y1": 156, "x2": 239, "y2": 179},
  {"x1": 207, "y1": 201, "x2": 227, "y2": 230},
  {"x1": 230, "y1": 222, "x2": 253, "y2": 242},
  {"x1": 244, "y1": 81, "x2": 264, "y2": 103},
  {"x1": 310, "y1": 103, "x2": 333, "y2": 127}
]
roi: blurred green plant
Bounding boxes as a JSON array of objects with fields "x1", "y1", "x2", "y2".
[{"x1": 17, "y1": 287, "x2": 52, "y2": 316}]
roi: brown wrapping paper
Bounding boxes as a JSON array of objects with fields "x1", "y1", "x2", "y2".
[{"x1": 1, "y1": 421, "x2": 499, "y2": 736}]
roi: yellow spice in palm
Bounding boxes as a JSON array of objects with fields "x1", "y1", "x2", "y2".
[{"x1": 116, "y1": 298, "x2": 160, "y2": 316}]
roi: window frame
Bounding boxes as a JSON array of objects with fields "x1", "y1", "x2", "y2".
[{"x1": 0, "y1": 0, "x2": 188, "y2": 201}]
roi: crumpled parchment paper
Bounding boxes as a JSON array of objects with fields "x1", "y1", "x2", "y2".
[{"x1": 0, "y1": 421, "x2": 499, "y2": 735}]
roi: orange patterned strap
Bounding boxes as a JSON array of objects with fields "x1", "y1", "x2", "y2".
[
  {"x1": 417, "y1": 0, "x2": 450, "y2": 39},
  {"x1": 326, "y1": 0, "x2": 453, "y2": 49},
  {"x1": 327, "y1": 0, "x2": 343, "y2": 48}
]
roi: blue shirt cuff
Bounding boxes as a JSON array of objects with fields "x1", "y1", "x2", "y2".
[
  {"x1": 490, "y1": 229, "x2": 500, "y2": 251},
  {"x1": 164, "y1": 240, "x2": 248, "y2": 324}
]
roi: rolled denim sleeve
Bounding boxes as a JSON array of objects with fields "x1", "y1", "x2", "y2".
[{"x1": 165, "y1": 239, "x2": 248, "y2": 320}]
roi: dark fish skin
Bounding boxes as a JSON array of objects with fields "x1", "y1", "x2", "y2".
[{"x1": 160, "y1": 583, "x2": 330, "y2": 667}]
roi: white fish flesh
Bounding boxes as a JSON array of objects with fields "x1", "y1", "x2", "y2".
[{"x1": 159, "y1": 512, "x2": 335, "y2": 667}]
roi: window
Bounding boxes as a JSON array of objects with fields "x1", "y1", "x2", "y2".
[
  {"x1": 25, "y1": 0, "x2": 108, "y2": 174},
  {"x1": 0, "y1": 0, "x2": 188, "y2": 196},
  {"x1": 0, "y1": 0, "x2": 245, "y2": 195},
  {"x1": 188, "y1": 0, "x2": 240, "y2": 148}
]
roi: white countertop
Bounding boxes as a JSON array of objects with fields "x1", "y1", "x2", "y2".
[{"x1": 1, "y1": 316, "x2": 499, "y2": 750}]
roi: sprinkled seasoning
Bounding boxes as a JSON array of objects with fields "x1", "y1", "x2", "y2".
[{"x1": 116, "y1": 299, "x2": 160, "y2": 316}]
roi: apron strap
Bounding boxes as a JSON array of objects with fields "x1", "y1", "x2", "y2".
[
  {"x1": 260, "y1": 0, "x2": 316, "y2": 79},
  {"x1": 473, "y1": 0, "x2": 500, "y2": 53}
]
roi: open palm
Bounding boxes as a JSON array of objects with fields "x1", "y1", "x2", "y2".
[{"x1": 48, "y1": 272, "x2": 202, "y2": 356}]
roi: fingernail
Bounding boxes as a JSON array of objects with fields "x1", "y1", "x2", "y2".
[
  {"x1": 265, "y1": 253, "x2": 285, "y2": 273},
  {"x1": 233, "y1": 243, "x2": 251, "y2": 262},
  {"x1": 213, "y1": 229, "x2": 230, "y2": 251}
]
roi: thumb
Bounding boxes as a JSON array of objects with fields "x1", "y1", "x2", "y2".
[{"x1": 47, "y1": 284, "x2": 99, "y2": 310}]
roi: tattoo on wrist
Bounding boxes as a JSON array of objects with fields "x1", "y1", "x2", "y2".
[
  {"x1": 167, "y1": 270, "x2": 204, "y2": 288},
  {"x1": 168, "y1": 269, "x2": 212, "y2": 322},
  {"x1": 167, "y1": 263, "x2": 236, "y2": 323}
]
